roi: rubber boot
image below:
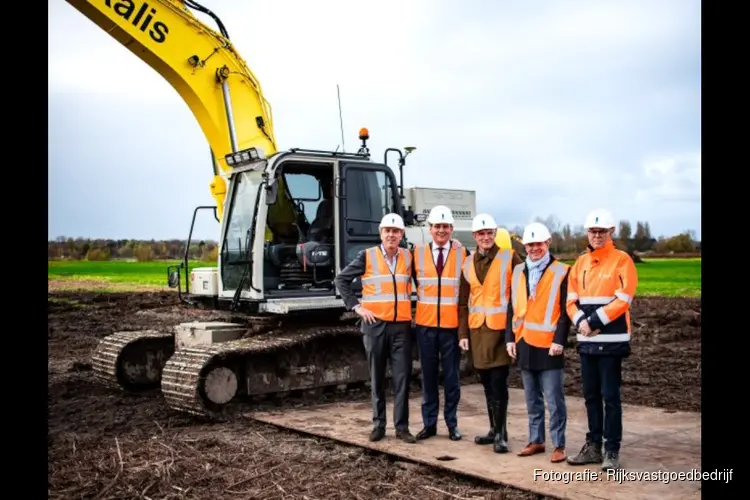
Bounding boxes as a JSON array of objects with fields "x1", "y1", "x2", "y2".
[
  {"x1": 492, "y1": 399, "x2": 509, "y2": 453},
  {"x1": 474, "y1": 399, "x2": 495, "y2": 445}
]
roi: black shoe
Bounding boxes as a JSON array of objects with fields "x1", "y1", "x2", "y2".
[
  {"x1": 474, "y1": 428, "x2": 494, "y2": 445},
  {"x1": 369, "y1": 427, "x2": 385, "y2": 442},
  {"x1": 491, "y1": 400, "x2": 509, "y2": 453},
  {"x1": 416, "y1": 426, "x2": 437, "y2": 440},
  {"x1": 448, "y1": 427, "x2": 462, "y2": 441},
  {"x1": 567, "y1": 441, "x2": 603, "y2": 465},
  {"x1": 601, "y1": 451, "x2": 621, "y2": 470},
  {"x1": 396, "y1": 429, "x2": 417, "y2": 443}
]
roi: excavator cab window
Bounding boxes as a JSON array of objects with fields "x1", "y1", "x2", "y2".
[
  {"x1": 220, "y1": 171, "x2": 264, "y2": 293},
  {"x1": 284, "y1": 172, "x2": 322, "y2": 222},
  {"x1": 266, "y1": 164, "x2": 333, "y2": 244},
  {"x1": 338, "y1": 163, "x2": 400, "y2": 268}
]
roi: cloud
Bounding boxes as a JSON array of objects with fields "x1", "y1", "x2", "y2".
[
  {"x1": 49, "y1": 0, "x2": 701, "y2": 241},
  {"x1": 636, "y1": 153, "x2": 701, "y2": 204},
  {"x1": 48, "y1": 90, "x2": 220, "y2": 240}
]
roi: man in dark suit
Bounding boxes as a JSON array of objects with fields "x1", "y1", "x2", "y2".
[
  {"x1": 333, "y1": 213, "x2": 417, "y2": 443},
  {"x1": 412, "y1": 205, "x2": 470, "y2": 442}
]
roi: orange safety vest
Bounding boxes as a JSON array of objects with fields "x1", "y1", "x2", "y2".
[
  {"x1": 361, "y1": 246, "x2": 413, "y2": 322},
  {"x1": 461, "y1": 249, "x2": 514, "y2": 330},
  {"x1": 414, "y1": 243, "x2": 465, "y2": 328},
  {"x1": 565, "y1": 240, "x2": 638, "y2": 347},
  {"x1": 510, "y1": 260, "x2": 571, "y2": 348}
]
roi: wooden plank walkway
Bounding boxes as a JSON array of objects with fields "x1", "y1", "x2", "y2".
[{"x1": 247, "y1": 383, "x2": 703, "y2": 500}]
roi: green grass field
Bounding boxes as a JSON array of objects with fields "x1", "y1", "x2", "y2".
[
  {"x1": 552, "y1": 257, "x2": 701, "y2": 297},
  {"x1": 625, "y1": 258, "x2": 701, "y2": 297},
  {"x1": 48, "y1": 260, "x2": 217, "y2": 291},
  {"x1": 48, "y1": 257, "x2": 700, "y2": 297}
]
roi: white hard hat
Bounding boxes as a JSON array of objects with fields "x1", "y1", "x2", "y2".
[
  {"x1": 379, "y1": 213, "x2": 405, "y2": 230},
  {"x1": 522, "y1": 222, "x2": 552, "y2": 244},
  {"x1": 471, "y1": 213, "x2": 498, "y2": 232},
  {"x1": 584, "y1": 208, "x2": 615, "y2": 229},
  {"x1": 427, "y1": 205, "x2": 454, "y2": 225}
]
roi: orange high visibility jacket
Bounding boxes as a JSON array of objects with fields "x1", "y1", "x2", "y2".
[
  {"x1": 566, "y1": 240, "x2": 638, "y2": 355},
  {"x1": 461, "y1": 248, "x2": 514, "y2": 330},
  {"x1": 413, "y1": 243, "x2": 466, "y2": 328},
  {"x1": 510, "y1": 260, "x2": 571, "y2": 348},
  {"x1": 361, "y1": 246, "x2": 413, "y2": 322}
]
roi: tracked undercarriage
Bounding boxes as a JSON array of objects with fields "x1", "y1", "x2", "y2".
[
  {"x1": 92, "y1": 329, "x2": 176, "y2": 390},
  {"x1": 91, "y1": 310, "x2": 374, "y2": 419},
  {"x1": 162, "y1": 323, "x2": 368, "y2": 418},
  {"x1": 91, "y1": 308, "x2": 473, "y2": 420}
]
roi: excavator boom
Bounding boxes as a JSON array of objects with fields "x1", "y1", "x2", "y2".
[
  {"x1": 64, "y1": 0, "x2": 277, "y2": 220},
  {"x1": 65, "y1": 0, "x2": 439, "y2": 421}
]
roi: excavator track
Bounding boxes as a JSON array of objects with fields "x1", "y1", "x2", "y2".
[
  {"x1": 91, "y1": 330, "x2": 176, "y2": 390},
  {"x1": 161, "y1": 325, "x2": 366, "y2": 419}
]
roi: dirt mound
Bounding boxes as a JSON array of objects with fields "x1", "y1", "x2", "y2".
[
  {"x1": 48, "y1": 290, "x2": 700, "y2": 499},
  {"x1": 506, "y1": 295, "x2": 702, "y2": 413}
]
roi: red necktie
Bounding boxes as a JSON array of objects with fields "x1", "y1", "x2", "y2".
[{"x1": 437, "y1": 247, "x2": 444, "y2": 275}]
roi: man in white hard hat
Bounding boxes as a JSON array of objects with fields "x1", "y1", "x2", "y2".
[
  {"x1": 334, "y1": 213, "x2": 417, "y2": 444},
  {"x1": 411, "y1": 205, "x2": 470, "y2": 442},
  {"x1": 506, "y1": 222, "x2": 571, "y2": 463},
  {"x1": 565, "y1": 209, "x2": 638, "y2": 471},
  {"x1": 458, "y1": 213, "x2": 522, "y2": 453}
]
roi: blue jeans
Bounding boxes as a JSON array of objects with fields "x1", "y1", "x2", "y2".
[
  {"x1": 521, "y1": 368, "x2": 566, "y2": 448},
  {"x1": 415, "y1": 326, "x2": 461, "y2": 429}
]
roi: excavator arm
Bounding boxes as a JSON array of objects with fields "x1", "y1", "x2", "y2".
[{"x1": 64, "y1": 0, "x2": 278, "y2": 221}]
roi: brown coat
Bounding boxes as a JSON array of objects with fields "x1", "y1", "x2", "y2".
[{"x1": 458, "y1": 244, "x2": 523, "y2": 370}]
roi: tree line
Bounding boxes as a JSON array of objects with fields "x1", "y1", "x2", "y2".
[
  {"x1": 48, "y1": 217, "x2": 700, "y2": 262},
  {"x1": 48, "y1": 237, "x2": 219, "y2": 262},
  {"x1": 506, "y1": 216, "x2": 700, "y2": 259}
]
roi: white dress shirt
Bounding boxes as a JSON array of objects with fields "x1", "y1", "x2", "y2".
[
  {"x1": 380, "y1": 244, "x2": 398, "y2": 273},
  {"x1": 432, "y1": 241, "x2": 451, "y2": 268}
]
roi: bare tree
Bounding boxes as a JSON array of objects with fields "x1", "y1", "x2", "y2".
[{"x1": 617, "y1": 220, "x2": 632, "y2": 251}]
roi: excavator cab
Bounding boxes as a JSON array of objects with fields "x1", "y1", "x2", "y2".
[{"x1": 172, "y1": 130, "x2": 412, "y2": 314}]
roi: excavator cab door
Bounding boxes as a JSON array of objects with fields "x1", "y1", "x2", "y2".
[{"x1": 336, "y1": 161, "x2": 401, "y2": 281}]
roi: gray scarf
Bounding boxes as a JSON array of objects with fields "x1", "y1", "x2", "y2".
[{"x1": 526, "y1": 251, "x2": 550, "y2": 298}]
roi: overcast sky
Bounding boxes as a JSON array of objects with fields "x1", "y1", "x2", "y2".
[{"x1": 49, "y1": 0, "x2": 701, "y2": 241}]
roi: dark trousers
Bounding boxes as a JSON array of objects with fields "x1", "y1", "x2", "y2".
[
  {"x1": 580, "y1": 353, "x2": 623, "y2": 452},
  {"x1": 363, "y1": 322, "x2": 412, "y2": 431},
  {"x1": 478, "y1": 364, "x2": 510, "y2": 406},
  {"x1": 415, "y1": 325, "x2": 461, "y2": 429}
]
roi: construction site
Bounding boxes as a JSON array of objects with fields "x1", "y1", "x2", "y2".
[
  {"x1": 49, "y1": 1, "x2": 702, "y2": 498},
  {"x1": 47, "y1": 287, "x2": 701, "y2": 499}
]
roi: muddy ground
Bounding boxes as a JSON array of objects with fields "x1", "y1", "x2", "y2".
[{"x1": 48, "y1": 290, "x2": 700, "y2": 499}]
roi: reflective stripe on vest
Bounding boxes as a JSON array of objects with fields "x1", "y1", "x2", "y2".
[
  {"x1": 510, "y1": 260, "x2": 569, "y2": 348},
  {"x1": 573, "y1": 293, "x2": 631, "y2": 343},
  {"x1": 414, "y1": 243, "x2": 464, "y2": 328},
  {"x1": 361, "y1": 246, "x2": 412, "y2": 322},
  {"x1": 461, "y1": 249, "x2": 512, "y2": 330}
]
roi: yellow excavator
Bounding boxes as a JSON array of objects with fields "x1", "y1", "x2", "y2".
[{"x1": 64, "y1": 0, "x2": 473, "y2": 419}]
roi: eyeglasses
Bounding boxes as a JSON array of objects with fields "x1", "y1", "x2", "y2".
[{"x1": 588, "y1": 229, "x2": 609, "y2": 236}]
